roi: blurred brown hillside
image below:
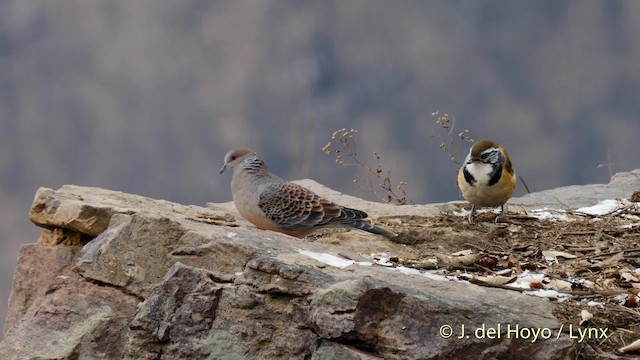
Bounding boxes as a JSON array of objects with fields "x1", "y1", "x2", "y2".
[{"x1": 1, "y1": 0, "x2": 639, "y2": 338}]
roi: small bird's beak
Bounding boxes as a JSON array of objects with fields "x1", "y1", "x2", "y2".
[{"x1": 219, "y1": 164, "x2": 227, "y2": 174}]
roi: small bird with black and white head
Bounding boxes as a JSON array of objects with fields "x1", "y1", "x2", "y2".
[{"x1": 457, "y1": 140, "x2": 516, "y2": 221}]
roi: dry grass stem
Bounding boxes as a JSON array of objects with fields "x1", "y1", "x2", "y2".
[{"x1": 323, "y1": 128, "x2": 412, "y2": 205}]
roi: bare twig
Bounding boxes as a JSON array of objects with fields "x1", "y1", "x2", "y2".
[
  {"x1": 596, "y1": 148, "x2": 620, "y2": 179},
  {"x1": 429, "y1": 111, "x2": 474, "y2": 167},
  {"x1": 323, "y1": 128, "x2": 413, "y2": 205},
  {"x1": 519, "y1": 176, "x2": 532, "y2": 194}
]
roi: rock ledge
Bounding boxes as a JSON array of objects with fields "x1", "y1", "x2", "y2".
[{"x1": 8, "y1": 172, "x2": 638, "y2": 359}]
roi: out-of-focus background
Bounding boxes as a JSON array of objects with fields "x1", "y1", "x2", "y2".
[{"x1": 1, "y1": 0, "x2": 639, "y2": 336}]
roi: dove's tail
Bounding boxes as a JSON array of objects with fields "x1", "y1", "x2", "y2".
[{"x1": 345, "y1": 220, "x2": 397, "y2": 238}]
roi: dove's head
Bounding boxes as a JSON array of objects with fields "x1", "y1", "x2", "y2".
[{"x1": 220, "y1": 148, "x2": 259, "y2": 174}]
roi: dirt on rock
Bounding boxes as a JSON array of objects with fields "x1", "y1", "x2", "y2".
[{"x1": 310, "y1": 202, "x2": 640, "y2": 358}]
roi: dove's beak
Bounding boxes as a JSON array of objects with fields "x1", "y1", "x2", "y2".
[{"x1": 219, "y1": 164, "x2": 227, "y2": 174}]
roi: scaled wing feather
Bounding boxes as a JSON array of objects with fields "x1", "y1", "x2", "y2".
[{"x1": 258, "y1": 183, "x2": 367, "y2": 230}]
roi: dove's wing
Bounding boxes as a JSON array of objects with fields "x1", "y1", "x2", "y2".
[{"x1": 258, "y1": 182, "x2": 367, "y2": 230}]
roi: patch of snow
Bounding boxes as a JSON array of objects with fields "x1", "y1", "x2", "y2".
[
  {"x1": 576, "y1": 199, "x2": 621, "y2": 216},
  {"x1": 634, "y1": 268, "x2": 640, "y2": 276},
  {"x1": 454, "y1": 208, "x2": 499, "y2": 217},
  {"x1": 508, "y1": 271, "x2": 546, "y2": 289},
  {"x1": 523, "y1": 289, "x2": 571, "y2": 300},
  {"x1": 528, "y1": 208, "x2": 572, "y2": 221},
  {"x1": 226, "y1": 232, "x2": 238, "y2": 238},
  {"x1": 614, "y1": 294, "x2": 628, "y2": 304},
  {"x1": 297, "y1": 250, "x2": 460, "y2": 278},
  {"x1": 297, "y1": 249, "x2": 355, "y2": 268},
  {"x1": 390, "y1": 267, "x2": 456, "y2": 282},
  {"x1": 453, "y1": 208, "x2": 472, "y2": 217},
  {"x1": 586, "y1": 301, "x2": 605, "y2": 308}
]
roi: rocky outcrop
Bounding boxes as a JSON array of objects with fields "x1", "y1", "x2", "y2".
[{"x1": 8, "y1": 170, "x2": 638, "y2": 359}]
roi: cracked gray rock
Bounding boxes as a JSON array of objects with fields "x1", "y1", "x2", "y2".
[{"x1": 8, "y1": 177, "x2": 630, "y2": 358}]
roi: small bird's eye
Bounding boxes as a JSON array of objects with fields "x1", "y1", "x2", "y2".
[
  {"x1": 231, "y1": 155, "x2": 237, "y2": 161},
  {"x1": 480, "y1": 153, "x2": 489, "y2": 160}
]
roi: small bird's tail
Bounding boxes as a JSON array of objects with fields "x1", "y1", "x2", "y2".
[{"x1": 345, "y1": 220, "x2": 397, "y2": 238}]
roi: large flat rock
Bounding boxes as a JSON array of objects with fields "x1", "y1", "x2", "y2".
[{"x1": 11, "y1": 174, "x2": 637, "y2": 358}]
